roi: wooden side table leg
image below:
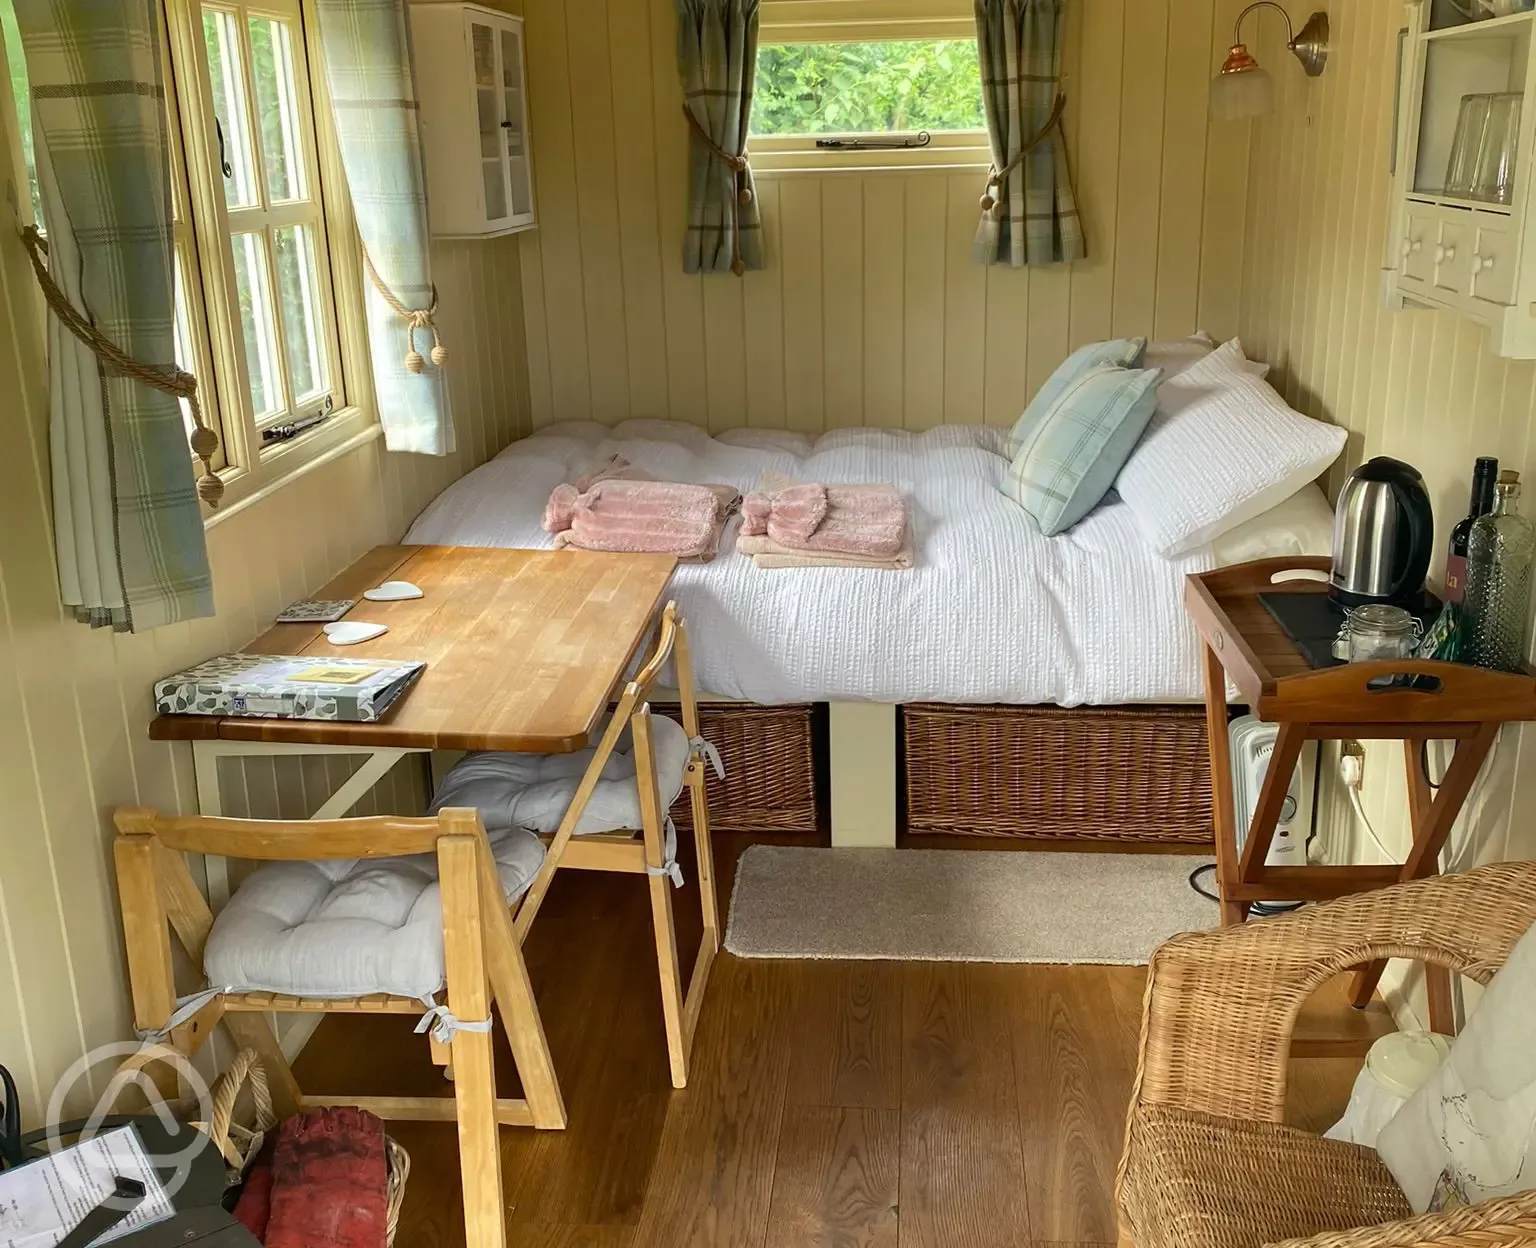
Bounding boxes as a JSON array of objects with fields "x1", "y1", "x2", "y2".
[{"x1": 1202, "y1": 644, "x2": 1245, "y2": 926}]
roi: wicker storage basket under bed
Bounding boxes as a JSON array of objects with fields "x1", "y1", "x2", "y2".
[
  {"x1": 902, "y1": 704, "x2": 1213, "y2": 845},
  {"x1": 655, "y1": 701, "x2": 819, "y2": 835}
]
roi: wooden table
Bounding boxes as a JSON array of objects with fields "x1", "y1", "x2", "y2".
[
  {"x1": 1186, "y1": 556, "x2": 1536, "y2": 1032},
  {"x1": 152, "y1": 544, "x2": 677, "y2": 902}
]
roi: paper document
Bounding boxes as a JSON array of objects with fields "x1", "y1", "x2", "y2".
[{"x1": 0, "y1": 1126, "x2": 176, "y2": 1247}]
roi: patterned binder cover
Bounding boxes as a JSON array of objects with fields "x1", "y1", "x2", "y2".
[{"x1": 155, "y1": 653, "x2": 425, "y2": 722}]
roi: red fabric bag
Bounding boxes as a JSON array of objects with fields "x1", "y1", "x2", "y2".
[
  {"x1": 263, "y1": 1107, "x2": 389, "y2": 1248},
  {"x1": 232, "y1": 1138, "x2": 276, "y2": 1240}
]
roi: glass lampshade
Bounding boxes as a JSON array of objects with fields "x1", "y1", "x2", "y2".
[{"x1": 1210, "y1": 65, "x2": 1276, "y2": 121}]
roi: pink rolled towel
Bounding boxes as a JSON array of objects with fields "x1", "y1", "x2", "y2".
[
  {"x1": 543, "y1": 478, "x2": 721, "y2": 559},
  {"x1": 740, "y1": 482, "x2": 907, "y2": 557}
]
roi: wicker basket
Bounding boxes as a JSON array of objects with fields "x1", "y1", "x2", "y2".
[
  {"x1": 902, "y1": 704, "x2": 1213, "y2": 844},
  {"x1": 655, "y1": 702, "x2": 819, "y2": 834}
]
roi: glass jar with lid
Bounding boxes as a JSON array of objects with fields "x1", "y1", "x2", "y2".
[{"x1": 1334, "y1": 604, "x2": 1423, "y2": 662}]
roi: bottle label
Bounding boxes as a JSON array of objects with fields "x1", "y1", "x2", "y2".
[{"x1": 1446, "y1": 553, "x2": 1467, "y2": 605}]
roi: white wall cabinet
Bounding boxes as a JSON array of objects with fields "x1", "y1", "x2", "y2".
[
  {"x1": 409, "y1": 4, "x2": 535, "y2": 237},
  {"x1": 1385, "y1": 0, "x2": 1536, "y2": 356}
]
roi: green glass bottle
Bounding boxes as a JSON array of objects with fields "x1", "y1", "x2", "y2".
[{"x1": 1463, "y1": 470, "x2": 1535, "y2": 672}]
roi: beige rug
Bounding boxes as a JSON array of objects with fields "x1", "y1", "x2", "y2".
[{"x1": 724, "y1": 846, "x2": 1216, "y2": 965}]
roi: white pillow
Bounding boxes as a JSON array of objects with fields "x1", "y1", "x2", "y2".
[
  {"x1": 1116, "y1": 340, "x2": 1346, "y2": 556},
  {"x1": 1143, "y1": 331, "x2": 1271, "y2": 381},
  {"x1": 1210, "y1": 483, "x2": 1336, "y2": 566},
  {"x1": 1377, "y1": 917, "x2": 1536, "y2": 1214}
]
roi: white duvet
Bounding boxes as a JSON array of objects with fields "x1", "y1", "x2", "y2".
[{"x1": 404, "y1": 419, "x2": 1237, "y2": 705}]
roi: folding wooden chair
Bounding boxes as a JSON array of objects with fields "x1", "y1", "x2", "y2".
[
  {"x1": 510, "y1": 601, "x2": 720, "y2": 1088},
  {"x1": 113, "y1": 806, "x2": 565, "y2": 1248}
]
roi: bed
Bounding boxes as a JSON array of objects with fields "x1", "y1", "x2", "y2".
[{"x1": 405, "y1": 417, "x2": 1336, "y2": 847}]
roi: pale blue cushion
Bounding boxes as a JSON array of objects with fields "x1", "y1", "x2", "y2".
[
  {"x1": 1002, "y1": 363, "x2": 1164, "y2": 536},
  {"x1": 1004, "y1": 337, "x2": 1147, "y2": 458}
]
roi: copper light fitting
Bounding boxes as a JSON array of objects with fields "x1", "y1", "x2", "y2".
[{"x1": 1221, "y1": 3, "x2": 1330, "y2": 80}]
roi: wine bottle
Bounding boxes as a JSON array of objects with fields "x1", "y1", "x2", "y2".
[
  {"x1": 1445, "y1": 456, "x2": 1499, "y2": 605},
  {"x1": 1464, "y1": 470, "x2": 1535, "y2": 672}
]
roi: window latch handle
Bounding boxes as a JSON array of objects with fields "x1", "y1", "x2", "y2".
[
  {"x1": 214, "y1": 116, "x2": 233, "y2": 179},
  {"x1": 815, "y1": 130, "x2": 933, "y2": 151}
]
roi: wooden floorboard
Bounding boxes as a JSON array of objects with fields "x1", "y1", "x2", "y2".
[
  {"x1": 289, "y1": 834, "x2": 1378, "y2": 1248},
  {"x1": 763, "y1": 1106, "x2": 900, "y2": 1248}
]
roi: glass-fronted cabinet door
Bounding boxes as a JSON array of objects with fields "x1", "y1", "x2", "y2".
[
  {"x1": 501, "y1": 23, "x2": 534, "y2": 222},
  {"x1": 470, "y1": 18, "x2": 509, "y2": 225}
]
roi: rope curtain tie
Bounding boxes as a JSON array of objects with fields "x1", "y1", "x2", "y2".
[
  {"x1": 681, "y1": 103, "x2": 753, "y2": 276},
  {"x1": 979, "y1": 92, "x2": 1068, "y2": 221},
  {"x1": 21, "y1": 225, "x2": 224, "y2": 508},
  {"x1": 362, "y1": 246, "x2": 447, "y2": 375}
]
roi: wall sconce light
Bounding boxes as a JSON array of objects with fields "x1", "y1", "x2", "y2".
[{"x1": 1210, "y1": 2, "x2": 1329, "y2": 121}]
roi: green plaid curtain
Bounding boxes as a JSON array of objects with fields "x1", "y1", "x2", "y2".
[
  {"x1": 316, "y1": 0, "x2": 454, "y2": 455},
  {"x1": 974, "y1": 0, "x2": 1085, "y2": 266},
  {"x1": 14, "y1": 0, "x2": 213, "y2": 632},
  {"x1": 676, "y1": 0, "x2": 763, "y2": 274}
]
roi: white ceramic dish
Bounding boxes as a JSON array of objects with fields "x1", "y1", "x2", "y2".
[
  {"x1": 323, "y1": 621, "x2": 388, "y2": 645},
  {"x1": 363, "y1": 580, "x2": 424, "y2": 602}
]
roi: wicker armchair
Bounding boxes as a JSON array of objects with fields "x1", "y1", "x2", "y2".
[{"x1": 1116, "y1": 861, "x2": 1536, "y2": 1248}]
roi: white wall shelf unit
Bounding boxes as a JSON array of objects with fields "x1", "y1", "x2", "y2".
[
  {"x1": 1385, "y1": 1, "x2": 1536, "y2": 356},
  {"x1": 410, "y1": 3, "x2": 536, "y2": 238}
]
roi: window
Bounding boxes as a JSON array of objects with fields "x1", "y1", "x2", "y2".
[
  {"x1": 752, "y1": 38, "x2": 985, "y2": 138},
  {"x1": 0, "y1": 0, "x2": 366, "y2": 512}
]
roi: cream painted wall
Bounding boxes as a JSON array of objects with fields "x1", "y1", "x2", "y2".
[
  {"x1": 0, "y1": 157, "x2": 531, "y2": 1120},
  {"x1": 516, "y1": 0, "x2": 1254, "y2": 433},
  {"x1": 1237, "y1": 0, "x2": 1536, "y2": 1017}
]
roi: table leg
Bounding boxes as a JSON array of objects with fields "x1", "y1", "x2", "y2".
[
  {"x1": 1349, "y1": 726, "x2": 1498, "y2": 1013},
  {"x1": 1201, "y1": 644, "x2": 1246, "y2": 926},
  {"x1": 192, "y1": 740, "x2": 230, "y2": 908}
]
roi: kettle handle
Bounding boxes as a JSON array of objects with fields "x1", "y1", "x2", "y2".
[{"x1": 1393, "y1": 478, "x2": 1433, "y2": 599}]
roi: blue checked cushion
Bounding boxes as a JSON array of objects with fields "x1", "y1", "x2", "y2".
[
  {"x1": 1004, "y1": 337, "x2": 1147, "y2": 458},
  {"x1": 1002, "y1": 363, "x2": 1164, "y2": 536}
]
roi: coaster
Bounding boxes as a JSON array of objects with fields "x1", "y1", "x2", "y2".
[
  {"x1": 322, "y1": 621, "x2": 387, "y2": 646},
  {"x1": 276, "y1": 598, "x2": 356, "y2": 624},
  {"x1": 363, "y1": 580, "x2": 424, "y2": 602}
]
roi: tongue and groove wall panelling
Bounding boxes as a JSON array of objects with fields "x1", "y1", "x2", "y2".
[
  {"x1": 515, "y1": 0, "x2": 1253, "y2": 433},
  {"x1": 1235, "y1": 0, "x2": 1536, "y2": 1023}
]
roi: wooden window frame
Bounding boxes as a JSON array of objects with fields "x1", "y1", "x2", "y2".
[
  {"x1": 753, "y1": 0, "x2": 989, "y2": 171},
  {"x1": 165, "y1": 0, "x2": 379, "y2": 523}
]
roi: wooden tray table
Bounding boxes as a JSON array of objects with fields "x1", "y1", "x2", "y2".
[{"x1": 1186, "y1": 556, "x2": 1536, "y2": 1032}]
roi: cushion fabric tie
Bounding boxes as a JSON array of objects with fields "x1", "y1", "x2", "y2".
[
  {"x1": 135, "y1": 986, "x2": 229, "y2": 1044},
  {"x1": 414, "y1": 1002, "x2": 493, "y2": 1046},
  {"x1": 691, "y1": 735, "x2": 726, "y2": 780},
  {"x1": 645, "y1": 814, "x2": 686, "y2": 889}
]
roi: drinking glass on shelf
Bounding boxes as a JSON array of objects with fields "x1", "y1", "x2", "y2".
[
  {"x1": 1472, "y1": 93, "x2": 1523, "y2": 204},
  {"x1": 1445, "y1": 93, "x2": 1493, "y2": 197}
]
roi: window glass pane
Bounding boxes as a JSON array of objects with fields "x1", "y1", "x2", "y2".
[
  {"x1": 202, "y1": 7, "x2": 259, "y2": 208},
  {"x1": 273, "y1": 224, "x2": 326, "y2": 403},
  {"x1": 0, "y1": 0, "x2": 40, "y2": 225},
  {"x1": 751, "y1": 39, "x2": 985, "y2": 136},
  {"x1": 247, "y1": 15, "x2": 305, "y2": 203},
  {"x1": 230, "y1": 230, "x2": 281, "y2": 418}
]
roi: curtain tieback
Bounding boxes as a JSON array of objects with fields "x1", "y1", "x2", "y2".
[
  {"x1": 20, "y1": 225, "x2": 224, "y2": 507},
  {"x1": 681, "y1": 103, "x2": 752, "y2": 276},
  {"x1": 980, "y1": 92, "x2": 1067, "y2": 220},
  {"x1": 362, "y1": 246, "x2": 447, "y2": 374}
]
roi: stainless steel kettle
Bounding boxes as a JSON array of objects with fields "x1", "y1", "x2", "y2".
[{"x1": 1330, "y1": 457, "x2": 1434, "y2": 606}]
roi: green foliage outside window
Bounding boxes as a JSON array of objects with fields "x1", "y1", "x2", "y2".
[
  {"x1": 751, "y1": 39, "x2": 985, "y2": 136},
  {"x1": 0, "y1": 0, "x2": 41, "y2": 225}
]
